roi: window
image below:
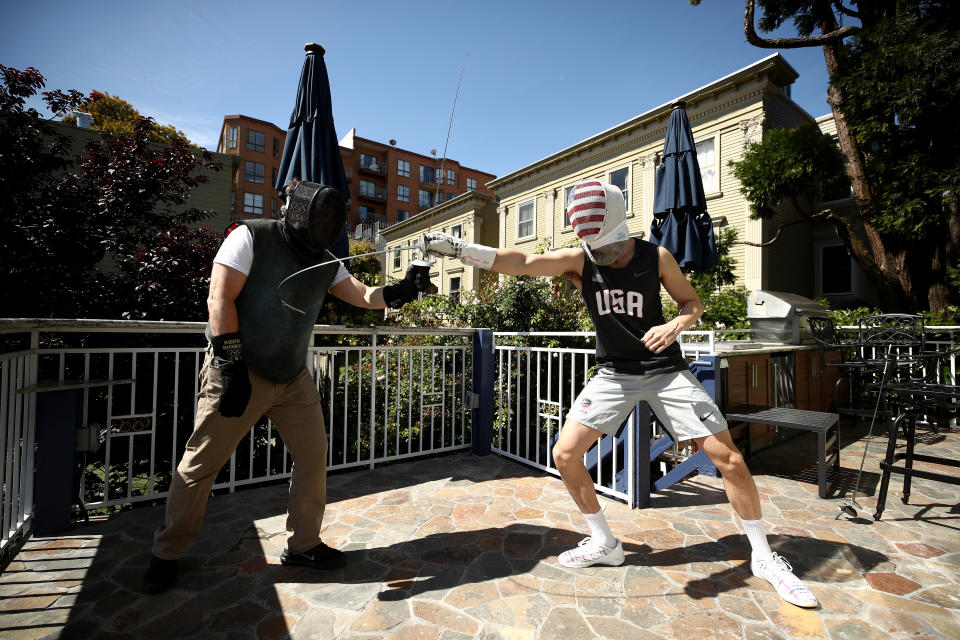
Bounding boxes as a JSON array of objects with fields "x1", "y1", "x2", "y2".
[
  {"x1": 271, "y1": 197, "x2": 277, "y2": 217},
  {"x1": 563, "y1": 184, "x2": 576, "y2": 227},
  {"x1": 227, "y1": 127, "x2": 237, "y2": 149},
  {"x1": 243, "y1": 192, "x2": 263, "y2": 215},
  {"x1": 446, "y1": 169, "x2": 456, "y2": 185},
  {"x1": 418, "y1": 189, "x2": 434, "y2": 208},
  {"x1": 821, "y1": 244, "x2": 853, "y2": 295},
  {"x1": 273, "y1": 137, "x2": 279, "y2": 158},
  {"x1": 466, "y1": 177, "x2": 478, "y2": 191},
  {"x1": 392, "y1": 247, "x2": 402, "y2": 270},
  {"x1": 608, "y1": 166, "x2": 630, "y2": 214},
  {"x1": 449, "y1": 276, "x2": 461, "y2": 303},
  {"x1": 360, "y1": 153, "x2": 379, "y2": 170},
  {"x1": 271, "y1": 167, "x2": 278, "y2": 186},
  {"x1": 360, "y1": 179, "x2": 377, "y2": 198},
  {"x1": 396, "y1": 209, "x2": 409, "y2": 222},
  {"x1": 246, "y1": 129, "x2": 265, "y2": 152},
  {"x1": 517, "y1": 199, "x2": 535, "y2": 239},
  {"x1": 420, "y1": 165, "x2": 435, "y2": 184},
  {"x1": 695, "y1": 137, "x2": 717, "y2": 193},
  {"x1": 245, "y1": 161, "x2": 264, "y2": 184},
  {"x1": 397, "y1": 159, "x2": 411, "y2": 177},
  {"x1": 359, "y1": 205, "x2": 377, "y2": 221},
  {"x1": 451, "y1": 224, "x2": 462, "y2": 239},
  {"x1": 397, "y1": 185, "x2": 410, "y2": 202}
]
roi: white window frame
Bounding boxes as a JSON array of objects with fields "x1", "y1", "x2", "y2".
[
  {"x1": 450, "y1": 224, "x2": 462, "y2": 239},
  {"x1": 818, "y1": 242, "x2": 854, "y2": 296},
  {"x1": 227, "y1": 127, "x2": 237, "y2": 149},
  {"x1": 516, "y1": 198, "x2": 536, "y2": 241},
  {"x1": 449, "y1": 276, "x2": 461, "y2": 303},
  {"x1": 562, "y1": 183, "x2": 577, "y2": 230},
  {"x1": 392, "y1": 246, "x2": 402, "y2": 271},
  {"x1": 695, "y1": 134, "x2": 719, "y2": 195},
  {"x1": 606, "y1": 165, "x2": 631, "y2": 216}
]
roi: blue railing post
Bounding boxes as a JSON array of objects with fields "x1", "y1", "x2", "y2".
[{"x1": 471, "y1": 328, "x2": 494, "y2": 456}]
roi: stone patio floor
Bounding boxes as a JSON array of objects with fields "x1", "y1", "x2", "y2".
[{"x1": 1, "y1": 420, "x2": 959, "y2": 640}]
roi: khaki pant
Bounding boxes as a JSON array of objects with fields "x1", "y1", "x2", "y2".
[{"x1": 153, "y1": 353, "x2": 328, "y2": 559}]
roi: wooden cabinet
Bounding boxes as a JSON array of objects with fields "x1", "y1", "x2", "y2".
[
  {"x1": 723, "y1": 354, "x2": 771, "y2": 451},
  {"x1": 795, "y1": 349, "x2": 845, "y2": 412}
]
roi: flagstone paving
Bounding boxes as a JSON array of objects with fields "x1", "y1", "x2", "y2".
[{"x1": 1, "y1": 420, "x2": 958, "y2": 639}]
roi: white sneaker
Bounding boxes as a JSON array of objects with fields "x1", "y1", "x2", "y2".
[
  {"x1": 558, "y1": 537, "x2": 624, "y2": 568},
  {"x1": 751, "y1": 553, "x2": 818, "y2": 608}
]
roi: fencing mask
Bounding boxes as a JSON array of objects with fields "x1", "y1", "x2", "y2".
[
  {"x1": 567, "y1": 180, "x2": 630, "y2": 265},
  {"x1": 279, "y1": 181, "x2": 346, "y2": 264}
]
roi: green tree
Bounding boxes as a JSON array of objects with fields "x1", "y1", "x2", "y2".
[
  {"x1": 706, "y1": 0, "x2": 960, "y2": 313},
  {"x1": 62, "y1": 91, "x2": 195, "y2": 147},
  {"x1": 0, "y1": 65, "x2": 222, "y2": 319}
]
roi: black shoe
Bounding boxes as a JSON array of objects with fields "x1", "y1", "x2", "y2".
[
  {"x1": 143, "y1": 555, "x2": 178, "y2": 594},
  {"x1": 280, "y1": 541, "x2": 346, "y2": 570}
]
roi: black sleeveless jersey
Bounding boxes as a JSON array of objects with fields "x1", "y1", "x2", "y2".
[{"x1": 580, "y1": 239, "x2": 689, "y2": 375}]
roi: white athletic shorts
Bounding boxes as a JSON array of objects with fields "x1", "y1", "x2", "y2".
[{"x1": 565, "y1": 368, "x2": 728, "y2": 441}]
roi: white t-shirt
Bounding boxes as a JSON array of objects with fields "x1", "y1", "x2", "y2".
[{"x1": 214, "y1": 225, "x2": 351, "y2": 286}]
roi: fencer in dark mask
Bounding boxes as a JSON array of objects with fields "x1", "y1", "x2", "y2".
[{"x1": 278, "y1": 180, "x2": 347, "y2": 264}]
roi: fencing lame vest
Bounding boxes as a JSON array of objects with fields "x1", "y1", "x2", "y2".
[
  {"x1": 231, "y1": 219, "x2": 338, "y2": 384},
  {"x1": 581, "y1": 239, "x2": 689, "y2": 375}
]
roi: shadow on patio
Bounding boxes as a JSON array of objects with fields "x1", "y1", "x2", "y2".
[{"x1": 2, "y1": 431, "x2": 960, "y2": 640}]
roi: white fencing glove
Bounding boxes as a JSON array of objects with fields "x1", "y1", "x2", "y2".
[{"x1": 422, "y1": 232, "x2": 497, "y2": 270}]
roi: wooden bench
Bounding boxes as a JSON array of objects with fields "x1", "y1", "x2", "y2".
[{"x1": 725, "y1": 405, "x2": 840, "y2": 499}]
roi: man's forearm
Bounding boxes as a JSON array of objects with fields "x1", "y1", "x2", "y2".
[
  {"x1": 208, "y1": 298, "x2": 240, "y2": 336},
  {"x1": 671, "y1": 299, "x2": 704, "y2": 332}
]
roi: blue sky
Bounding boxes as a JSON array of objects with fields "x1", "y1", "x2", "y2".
[{"x1": 3, "y1": 0, "x2": 832, "y2": 178}]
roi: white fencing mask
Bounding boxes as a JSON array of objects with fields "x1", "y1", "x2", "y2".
[{"x1": 567, "y1": 180, "x2": 630, "y2": 265}]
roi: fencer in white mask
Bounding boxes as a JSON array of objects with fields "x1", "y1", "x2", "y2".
[{"x1": 422, "y1": 179, "x2": 818, "y2": 608}]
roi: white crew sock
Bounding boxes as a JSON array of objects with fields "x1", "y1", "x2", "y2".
[
  {"x1": 583, "y1": 509, "x2": 617, "y2": 548},
  {"x1": 739, "y1": 516, "x2": 773, "y2": 561}
]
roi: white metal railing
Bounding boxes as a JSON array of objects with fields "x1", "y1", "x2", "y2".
[{"x1": 0, "y1": 319, "x2": 474, "y2": 557}]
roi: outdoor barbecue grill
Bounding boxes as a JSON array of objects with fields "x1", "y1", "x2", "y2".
[{"x1": 747, "y1": 290, "x2": 830, "y2": 345}]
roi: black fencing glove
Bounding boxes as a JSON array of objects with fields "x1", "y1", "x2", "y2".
[
  {"x1": 383, "y1": 262, "x2": 432, "y2": 309},
  {"x1": 210, "y1": 332, "x2": 251, "y2": 417}
]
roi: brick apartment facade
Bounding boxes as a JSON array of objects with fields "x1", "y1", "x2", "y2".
[
  {"x1": 216, "y1": 115, "x2": 287, "y2": 222},
  {"x1": 216, "y1": 117, "x2": 496, "y2": 239},
  {"x1": 338, "y1": 128, "x2": 496, "y2": 241}
]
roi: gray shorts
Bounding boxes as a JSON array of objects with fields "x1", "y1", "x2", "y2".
[{"x1": 566, "y1": 368, "x2": 727, "y2": 441}]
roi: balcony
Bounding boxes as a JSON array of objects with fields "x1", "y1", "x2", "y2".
[
  {"x1": 358, "y1": 186, "x2": 387, "y2": 202},
  {"x1": 1, "y1": 320, "x2": 958, "y2": 639},
  {"x1": 359, "y1": 159, "x2": 386, "y2": 176}
]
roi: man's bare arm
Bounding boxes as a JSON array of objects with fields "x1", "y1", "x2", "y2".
[
  {"x1": 207, "y1": 263, "x2": 247, "y2": 335},
  {"x1": 640, "y1": 247, "x2": 703, "y2": 353}
]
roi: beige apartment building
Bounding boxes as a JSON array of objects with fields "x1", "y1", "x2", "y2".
[
  {"x1": 384, "y1": 53, "x2": 866, "y2": 308},
  {"x1": 379, "y1": 191, "x2": 499, "y2": 299}
]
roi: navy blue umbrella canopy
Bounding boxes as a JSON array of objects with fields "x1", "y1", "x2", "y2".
[
  {"x1": 275, "y1": 42, "x2": 350, "y2": 259},
  {"x1": 650, "y1": 102, "x2": 718, "y2": 272}
]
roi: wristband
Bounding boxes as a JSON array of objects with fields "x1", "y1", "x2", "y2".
[
  {"x1": 211, "y1": 332, "x2": 244, "y2": 362},
  {"x1": 460, "y1": 243, "x2": 497, "y2": 270}
]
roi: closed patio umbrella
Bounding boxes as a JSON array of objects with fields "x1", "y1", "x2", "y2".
[
  {"x1": 649, "y1": 101, "x2": 718, "y2": 272},
  {"x1": 275, "y1": 43, "x2": 350, "y2": 259}
]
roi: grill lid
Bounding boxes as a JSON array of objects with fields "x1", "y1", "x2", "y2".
[{"x1": 747, "y1": 290, "x2": 829, "y2": 319}]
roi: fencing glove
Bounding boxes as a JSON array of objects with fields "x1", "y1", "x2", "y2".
[
  {"x1": 210, "y1": 332, "x2": 251, "y2": 418},
  {"x1": 383, "y1": 262, "x2": 433, "y2": 308},
  {"x1": 423, "y1": 231, "x2": 497, "y2": 269}
]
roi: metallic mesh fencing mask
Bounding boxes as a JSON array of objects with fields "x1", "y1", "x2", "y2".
[{"x1": 284, "y1": 181, "x2": 346, "y2": 255}]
